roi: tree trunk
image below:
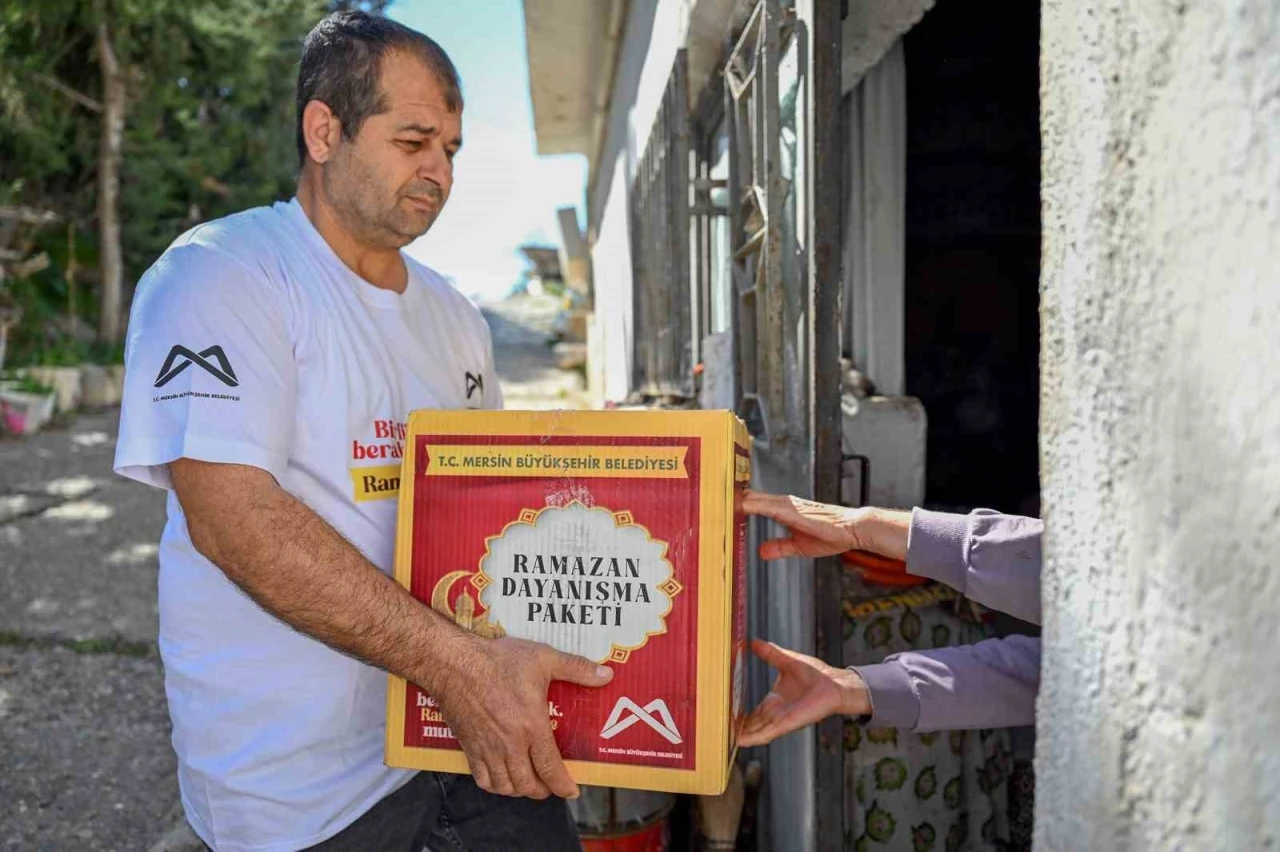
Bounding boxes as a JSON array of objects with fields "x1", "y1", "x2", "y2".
[{"x1": 96, "y1": 14, "x2": 125, "y2": 343}]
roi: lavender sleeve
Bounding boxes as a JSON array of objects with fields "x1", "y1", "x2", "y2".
[
  {"x1": 904, "y1": 508, "x2": 1043, "y2": 626},
  {"x1": 855, "y1": 635, "x2": 1041, "y2": 731},
  {"x1": 851, "y1": 509, "x2": 1043, "y2": 731}
]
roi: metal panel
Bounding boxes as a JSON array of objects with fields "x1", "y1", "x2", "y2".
[
  {"x1": 630, "y1": 50, "x2": 694, "y2": 399},
  {"x1": 801, "y1": 0, "x2": 848, "y2": 848},
  {"x1": 724, "y1": 0, "x2": 787, "y2": 450},
  {"x1": 724, "y1": 1, "x2": 844, "y2": 850},
  {"x1": 691, "y1": 70, "x2": 729, "y2": 349}
]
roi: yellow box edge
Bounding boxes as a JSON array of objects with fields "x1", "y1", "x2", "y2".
[{"x1": 385, "y1": 408, "x2": 748, "y2": 796}]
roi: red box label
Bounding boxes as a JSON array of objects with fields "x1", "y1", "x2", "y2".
[{"x1": 403, "y1": 434, "x2": 702, "y2": 769}]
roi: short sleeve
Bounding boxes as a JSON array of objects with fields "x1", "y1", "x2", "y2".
[
  {"x1": 113, "y1": 244, "x2": 296, "y2": 490},
  {"x1": 482, "y1": 324, "x2": 504, "y2": 410}
]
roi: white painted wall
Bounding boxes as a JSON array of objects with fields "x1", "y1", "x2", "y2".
[
  {"x1": 586, "y1": 0, "x2": 750, "y2": 403},
  {"x1": 587, "y1": 0, "x2": 685, "y2": 403},
  {"x1": 591, "y1": 150, "x2": 635, "y2": 403},
  {"x1": 1038, "y1": 1, "x2": 1280, "y2": 849}
]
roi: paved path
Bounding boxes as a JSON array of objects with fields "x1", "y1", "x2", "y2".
[
  {"x1": 0, "y1": 408, "x2": 173, "y2": 852},
  {"x1": 0, "y1": 294, "x2": 582, "y2": 850},
  {"x1": 482, "y1": 293, "x2": 588, "y2": 410}
]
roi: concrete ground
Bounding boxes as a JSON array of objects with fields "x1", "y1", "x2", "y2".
[
  {"x1": 0, "y1": 293, "x2": 583, "y2": 850},
  {"x1": 484, "y1": 293, "x2": 588, "y2": 410}
]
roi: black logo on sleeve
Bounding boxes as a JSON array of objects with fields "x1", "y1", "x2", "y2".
[
  {"x1": 154, "y1": 345, "x2": 239, "y2": 388},
  {"x1": 465, "y1": 372, "x2": 484, "y2": 400}
]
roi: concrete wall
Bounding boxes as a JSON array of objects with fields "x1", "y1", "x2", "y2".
[
  {"x1": 1037, "y1": 2, "x2": 1280, "y2": 849},
  {"x1": 840, "y1": 0, "x2": 932, "y2": 93}
]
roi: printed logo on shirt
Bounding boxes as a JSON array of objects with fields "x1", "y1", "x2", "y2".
[
  {"x1": 154, "y1": 345, "x2": 238, "y2": 388},
  {"x1": 350, "y1": 418, "x2": 407, "y2": 502},
  {"x1": 465, "y1": 372, "x2": 484, "y2": 400},
  {"x1": 350, "y1": 464, "x2": 401, "y2": 502}
]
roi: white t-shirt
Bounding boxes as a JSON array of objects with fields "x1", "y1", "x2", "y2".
[{"x1": 113, "y1": 198, "x2": 502, "y2": 852}]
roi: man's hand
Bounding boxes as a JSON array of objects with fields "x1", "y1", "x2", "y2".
[
  {"x1": 738, "y1": 639, "x2": 870, "y2": 747},
  {"x1": 434, "y1": 637, "x2": 613, "y2": 800},
  {"x1": 740, "y1": 490, "x2": 910, "y2": 562}
]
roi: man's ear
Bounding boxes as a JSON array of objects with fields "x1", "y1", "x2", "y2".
[{"x1": 301, "y1": 100, "x2": 342, "y2": 165}]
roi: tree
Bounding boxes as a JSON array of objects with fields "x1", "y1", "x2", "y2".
[
  {"x1": 95, "y1": 0, "x2": 125, "y2": 343},
  {"x1": 0, "y1": 0, "x2": 353, "y2": 361},
  {"x1": 330, "y1": 1, "x2": 392, "y2": 12}
]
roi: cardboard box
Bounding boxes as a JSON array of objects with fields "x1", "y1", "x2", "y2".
[{"x1": 386, "y1": 410, "x2": 751, "y2": 795}]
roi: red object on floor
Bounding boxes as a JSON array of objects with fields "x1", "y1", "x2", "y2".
[{"x1": 581, "y1": 817, "x2": 669, "y2": 852}]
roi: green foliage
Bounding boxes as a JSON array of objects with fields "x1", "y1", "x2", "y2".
[
  {"x1": 36, "y1": 336, "x2": 89, "y2": 366},
  {"x1": 117, "y1": 0, "x2": 329, "y2": 276},
  {"x1": 0, "y1": 0, "x2": 382, "y2": 364},
  {"x1": 0, "y1": 371, "x2": 55, "y2": 395},
  {"x1": 330, "y1": 1, "x2": 392, "y2": 12},
  {"x1": 87, "y1": 338, "x2": 126, "y2": 364}
]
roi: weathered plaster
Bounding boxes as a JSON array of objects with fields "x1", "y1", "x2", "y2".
[
  {"x1": 1038, "y1": 1, "x2": 1280, "y2": 849},
  {"x1": 840, "y1": 0, "x2": 934, "y2": 93}
]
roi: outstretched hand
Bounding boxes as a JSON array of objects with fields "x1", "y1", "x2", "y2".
[
  {"x1": 740, "y1": 490, "x2": 865, "y2": 560},
  {"x1": 738, "y1": 638, "x2": 871, "y2": 748},
  {"x1": 739, "y1": 490, "x2": 910, "y2": 564}
]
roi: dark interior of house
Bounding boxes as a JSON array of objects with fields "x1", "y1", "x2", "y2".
[{"x1": 903, "y1": 0, "x2": 1043, "y2": 517}]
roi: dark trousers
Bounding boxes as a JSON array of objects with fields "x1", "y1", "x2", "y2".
[
  {"x1": 198, "y1": 772, "x2": 582, "y2": 852},
  {"x1": 305, "y1": 772, "x2": 582, "y2": 852}
]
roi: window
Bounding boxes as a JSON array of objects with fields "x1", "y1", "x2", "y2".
[
  {"x1": 707, "y1": 125, "x2": 732, "y2": 335},
  {"x1": 629, "y1": 51, "x2": 693, "y2": 400},
  {"x1": 691, "y1": 73, "x2": 732, "y2": 350}
]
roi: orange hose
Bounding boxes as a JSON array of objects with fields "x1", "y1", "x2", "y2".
[
  {"x1": 858, "y1": 568, "x2": 927, "y2": 588},
  {"x1": 841, "y1": 550, "x2": 927, "y2": 587},
  {"x1": 841, "y1": 550, "x2": 907, "y2": 573}
]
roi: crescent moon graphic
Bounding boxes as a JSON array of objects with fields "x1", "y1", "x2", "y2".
[{"x1": 430, "y1": 570, "x2": 471, "y2": 615}]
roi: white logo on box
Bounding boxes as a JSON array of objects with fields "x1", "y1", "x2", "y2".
[{"x1": 600, "y1": 696, "x2": 683, "y2": 745}]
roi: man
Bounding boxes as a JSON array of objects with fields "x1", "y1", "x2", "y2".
[
  {"x1": 735, "y1": 491, "x2": 1041, "y2": 746},
  {"x1": 114, "y1": 12, "x2": 609, "y2": 852}
]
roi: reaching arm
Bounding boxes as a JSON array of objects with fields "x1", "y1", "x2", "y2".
[
  {"x1": 740, "y1": 634, "x2": 1041, "y2": 743},
  {"x1": 853, "y1": 505, "x2": 1045, "y2": 731},
  {"x1": 741, "y1": 492, "x2": 1043, "y2": 624},
  {"x1": 855, "y1": 635, "x2": 1041, "y2": 731},
  {"x1": 739, "y1": 491, "x2": 1044, "y2": 740}
]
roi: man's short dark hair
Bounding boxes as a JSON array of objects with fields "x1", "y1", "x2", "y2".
[{"x1": 295, "y1": 11, "x2": 463, "y2": 166}]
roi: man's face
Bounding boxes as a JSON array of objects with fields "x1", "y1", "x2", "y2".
[{"x1": 322, "y1": 51, "x2": 462, "y2": 250}]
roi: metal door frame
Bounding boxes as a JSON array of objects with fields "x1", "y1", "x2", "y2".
[{"x1": 723, "y1": 1, "x2": 844, "y2": 850}]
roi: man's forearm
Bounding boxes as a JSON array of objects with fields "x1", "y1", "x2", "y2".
[{"x1": 171, "y1": 459, "x2": 474, "y2": 693}]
